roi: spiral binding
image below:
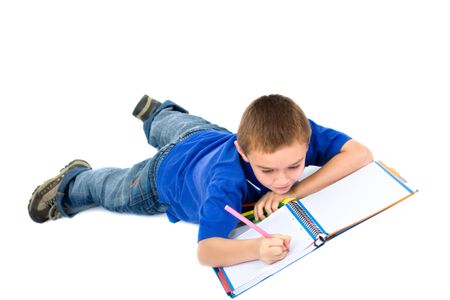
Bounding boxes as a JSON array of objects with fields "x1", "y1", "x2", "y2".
[{"x1": 289, "y1": 201, "x2": 324, "y2": 239}]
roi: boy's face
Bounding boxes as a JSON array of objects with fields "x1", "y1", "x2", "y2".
[{"x1": 235, "y1": 141, "x2": 308, "y2": 195}]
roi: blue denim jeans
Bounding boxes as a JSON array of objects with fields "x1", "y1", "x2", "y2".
[{"x1": 55, "y1": 100, "x2": 230, "y2": 217}]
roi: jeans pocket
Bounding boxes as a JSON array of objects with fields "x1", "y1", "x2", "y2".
[
  {"x1": 130, "y1": 175, "x2": 146, "y2": 204},
  {"x1": 130, "y1": 175, "x2": 167, "y2": 215},
  {"x1": 129, "y1": 175, "x2": 152, "y2": 214}
]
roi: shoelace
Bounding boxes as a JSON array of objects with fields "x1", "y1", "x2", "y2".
[{"x1": 45, "y1": 199, "x2": 62, "y2": 220}]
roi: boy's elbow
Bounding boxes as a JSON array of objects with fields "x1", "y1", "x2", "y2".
[
  {"x1": 345, "y1": 139, "x2": 373, "y2": 167},
  {"x1": 355, "y1": 141, "x2": 373, "y2": 166},
  {"x1": 197, "y1": 240, "x2": 209, "y2": 266},
  {"x1": 197, "y1": 238, "x2": 218, "y2": 267}
]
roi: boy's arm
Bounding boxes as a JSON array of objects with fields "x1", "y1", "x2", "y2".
[
  {"x1": 197, "y1": 234, "x2": 291, "y2": 267},
  {"x1": 255, "y1": 139, "x2": 372, "y2": 220}
]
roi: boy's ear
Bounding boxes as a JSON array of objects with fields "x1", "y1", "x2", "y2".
[{"x1": 234, "y1": 141, "x2": 250, "y2": 162}]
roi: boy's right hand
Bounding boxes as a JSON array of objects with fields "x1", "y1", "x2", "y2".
[{"x1": 258, "y1": 234, "x2": 291, "y2": 264}]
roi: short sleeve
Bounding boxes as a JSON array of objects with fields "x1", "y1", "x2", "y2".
[
  {"x1": 197, "y1": 177, "x2": 247, "y2": 242},
  {"x1": 305, "y1": 119, "x2": 351, "y2": 166}
]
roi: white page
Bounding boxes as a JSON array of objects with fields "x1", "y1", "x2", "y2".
[
  {"x1": 300, "y1": 162, "x2": 415, "y2": 234},
  {"x1": 223, "y1": 205, "x2": 315, "y2": 294}
]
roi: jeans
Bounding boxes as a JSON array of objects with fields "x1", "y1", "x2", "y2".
[{"x1": 55, "y1": 100, "x2": 229, "y2": 217}]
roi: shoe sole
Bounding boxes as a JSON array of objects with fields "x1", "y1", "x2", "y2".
[{"x1": 28, "y1": 159, "x2": 92, "y2": 223}]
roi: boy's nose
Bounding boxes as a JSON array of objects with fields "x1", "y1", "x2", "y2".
[{"x1": 274, "y1": 172, "x2": 290, "y2": 185}]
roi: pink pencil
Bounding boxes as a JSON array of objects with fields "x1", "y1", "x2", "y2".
[{"x1": 224, "y1": 205, "x2": 272, "y2": 238}]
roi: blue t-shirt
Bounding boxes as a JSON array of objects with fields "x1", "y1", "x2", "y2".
[{"x1": 156, "y1": 119, "x2": 351, "y2": 241}]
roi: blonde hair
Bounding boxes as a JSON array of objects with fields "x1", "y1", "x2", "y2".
[{"x1": 237, "y1": 94, "x2": 310, "y2": 154}]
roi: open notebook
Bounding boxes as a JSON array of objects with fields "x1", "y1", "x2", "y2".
[{"x1": 214, "y1": 161, "x2": 417, "y2": 297}]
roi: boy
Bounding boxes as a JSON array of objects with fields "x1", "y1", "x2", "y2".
[{"x1": 28, "y1": 94, "x2": 372, "y2": 267}]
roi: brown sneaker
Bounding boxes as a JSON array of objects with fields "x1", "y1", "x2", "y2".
[{"x1": 28, "y1": 159, "x2": 92, "y2": 223}]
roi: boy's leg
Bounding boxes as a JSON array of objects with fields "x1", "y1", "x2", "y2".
[
  {"x1": 62, "y1": 158, "x2": 166, "y2": 216},
  {"x1": 28, "y1": 158, "x2": 166, "y2": 223},
  {"x1": 132, "y1": 95, "x2": 229, "y2": 150},
  {"x1": 28, "y1": 95, "x2": 228, "y2": 223}
]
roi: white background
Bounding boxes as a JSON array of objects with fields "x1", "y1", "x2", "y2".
[{"x1": 1, "y1": 1, "x2": 449, "y2": 299}]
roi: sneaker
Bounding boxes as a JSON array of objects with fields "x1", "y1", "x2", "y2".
[
  {"x1": 28, "y1": 159, "x2": 92, "y2": 223},
  {"x1": 132, "y1": 94, "x2": 161, "y2": 122}
]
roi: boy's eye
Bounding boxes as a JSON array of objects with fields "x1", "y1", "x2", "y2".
[
  {"x1": 289, "y1": 165, "x2": 300, "y2": 169},
  {"x1": 261, "y1": 169, "x2": 273, "y2": 174}
]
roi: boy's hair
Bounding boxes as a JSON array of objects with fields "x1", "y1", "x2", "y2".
[{"x1": 237, "y1": 94, "x2": 311, "y2": 154}]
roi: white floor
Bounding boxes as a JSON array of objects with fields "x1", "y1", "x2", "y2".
[{"x1": 1, "y1": 1, "x2": 449, "y2": 299}]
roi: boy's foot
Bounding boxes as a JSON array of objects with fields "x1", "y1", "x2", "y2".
[
  {"x1": 132, "y1": 94, "x2": 161, "y2": 122},
  {"x1": 28, "y1": 159, "x2": 92, "y2": 223}
]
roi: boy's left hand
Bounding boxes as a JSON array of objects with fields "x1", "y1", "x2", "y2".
[{"x1": 254, "y1": 191, "x2": 290, "y2": 221}]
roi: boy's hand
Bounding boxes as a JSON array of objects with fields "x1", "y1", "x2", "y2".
[
  {"x1": 254, "y1": 191, "x2": 290, "y2": 221},
  {"x1": 258, "y1": 234, "x2": 291, "y2": 264}
]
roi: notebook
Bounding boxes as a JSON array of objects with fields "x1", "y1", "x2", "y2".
[{"x1": 214, "y1": 161, "x2": 417, "y2": 297}]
